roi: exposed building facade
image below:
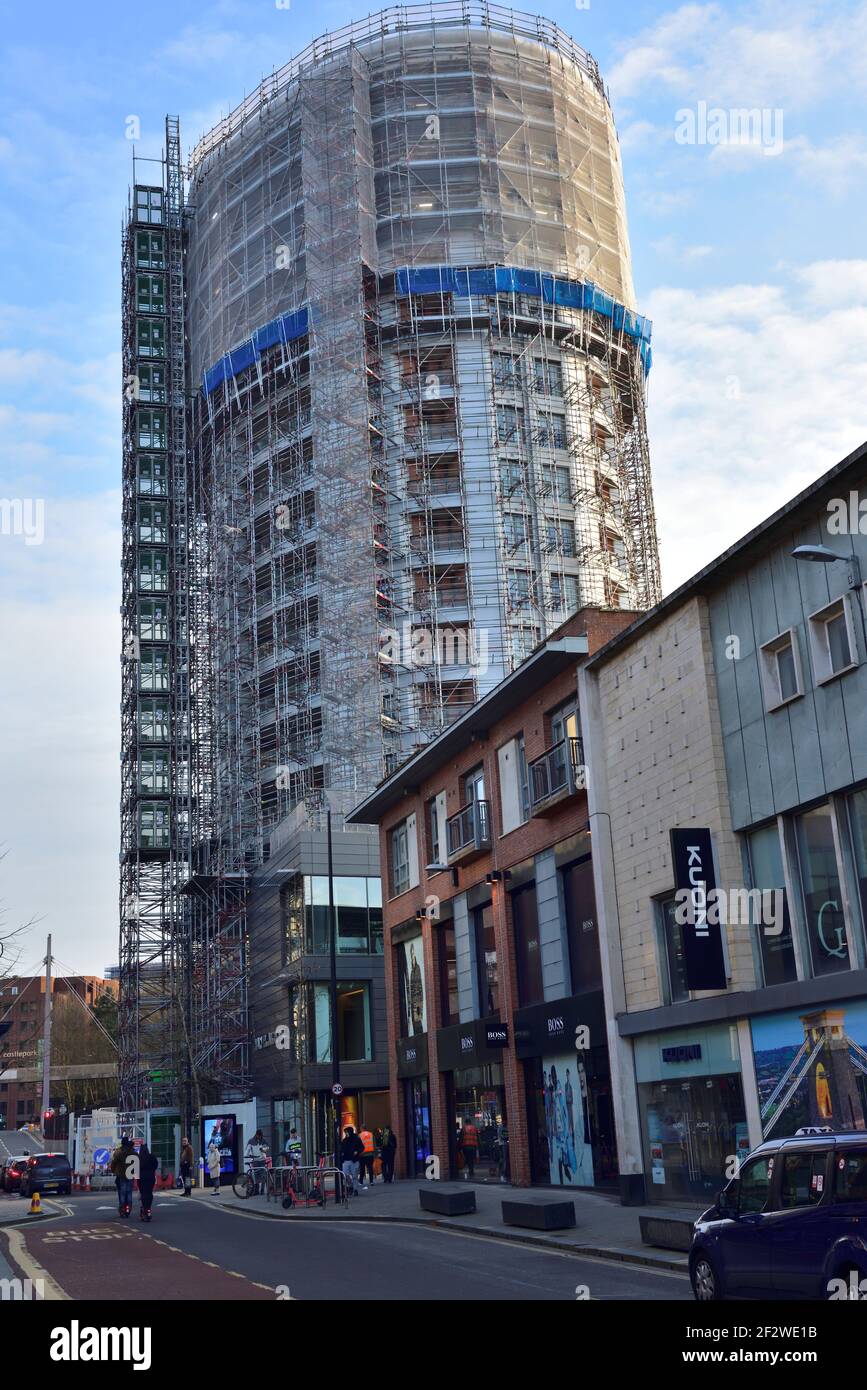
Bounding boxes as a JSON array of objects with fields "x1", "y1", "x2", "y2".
[
  {"x1": 583, "y1": 441, "x2": 867, "y2": 1204},
  {"x1": 348, "y1": 607, "x2": 633, "y2": 1188},
  {"x1": 119, "y1": 5, "x2": 659, "y2": 1112}
]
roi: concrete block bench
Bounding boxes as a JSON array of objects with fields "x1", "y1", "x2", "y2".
[
  {"x1": 639, "y1": 1212, "x2": 695, "y2": 1252},
  {"x1": 419, "y1": 1186, "x2": 477, "y2": 1216},
  {"x1": 502, "y1": 1198, "x2": 576, "y2": 1231}
]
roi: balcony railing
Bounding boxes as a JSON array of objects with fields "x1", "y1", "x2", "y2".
[
  {"x1": 446, "y1": 799, "x2": 491, "y2": 863},
  {"x1": 528, "y1": 737, "x2": 585, "y2": 813}
]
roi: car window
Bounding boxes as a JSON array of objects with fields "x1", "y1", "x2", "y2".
[
  {"x1": 835, "y1": 1151, "x2": 867, "y2": 1202},
  {"x1": 739, "y1": 1155, "x2": 773, "y2": 1213},
  {"x1": 779, "y1": 1151, "x2": 828, "y2": 1208}
]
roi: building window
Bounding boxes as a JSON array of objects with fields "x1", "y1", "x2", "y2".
[
  {"x1": 136, "y1": 274, "x2": 165, "y2": 315},
  {"x1": 657, "y1": 896, "x2": 689, "y2": 1004},
  {"x1": 138, "y1": 549, "x2": 168, "y2": 592},
  {"x1": 138, "y1": 502, "x2": 168, "y2": 545},
  {"x1": 537, "y1": 413, "x2": 566, "y2": 450},
  {"x1": 510, "y1": 625, "x2": 540, "y2": 663},
  {"x1": 135, "y1": 230, "x2": 165, "y2": 269},
  {"x1": 138, "y1": 456, "x2": 167, "y2": 495},
  {"x1": 545, "y1": 518, "x2": 576, "y2": 557},
  {"x1": 139, "y1": 749, "x2": 169, "y2": 794},
  {"x1": 493, "y1": 352, "x2": 520, "y2": 390},
  {"x1": 139, "y1": 699, "x2": 169, "y2": 742},
  {"x1": 473, "y1": 903, "x2": 499, "y2": 1017},
  {"x1": 137, "y1": 410, "x2": 167, "y2": 451},
  {"x1": 311, "y1": 982, "x2": 372, "y2": 1062},
  {"x1": 426, "y1": 793, "x2": 445, "y2": 866},
  {"x1": 390, "y1": 820, "x2": 410, "y2": 897},
  {"x1": 503, "y1": 513, "x2": 531, "y2": 553},
  {"x1": 511, "y1": 883, "x2": 543, "y2": 1007},
  {"x1": 795, "y1": 804, "x2": 850, "y2": 976},
  {"x1": 137, "y1": 363, "x2": 167, "y2": 403},
  {"x1": 280, "y1": 876, "x2": 305, "y2": 963},
  {"x1": 848, "y1": 788, "x2": 867, "y2": 939},
  {"x1": 745, "y1": 823, "x2": 797, "y2": 986},
  {"x1": 759, "y1": 629, "x2": 803, "y2": 709},
  {"x1": 543, "y1": 464, "x2": 572, "y2": 503},
  {"x1": 136, "y1": 319, "x2": 166, "y2": 358},
  {"x1": 550, "y1": 572, "x2": 579, "y2": 614},
  {"x1": 135, "y1": 187, "x2": 164, "y2": 224},
  {"x1": 140, "y1": 647, "x2": 169, "y2": 691},
  {"x1": 808, "y1": 596, "x2": 858, "y2": 684},
  {"x1": 439, "y1": 924, "x2": 458, "y2": 1027},
  {"x1": 533, "y1": 358, "x2": 563, "y2": 396},
  {"x1": 496, "y1": 404, "x2": 524, "y2": 447},
  {"x1": 562, "y1": 856, "x2": 601, "y2": 992},
  {"x1": 507, "y1": 569, "x2": 531, "y2": 608},
  {"x1": 295, "y1": 876, "x2": 383, "y2": 956},
  {"x1": 139, "y1": 802, "x2": 169, "y2": 850},
  {"x1": 139, "y1": 598, "x2": 168, "y2": 642}
]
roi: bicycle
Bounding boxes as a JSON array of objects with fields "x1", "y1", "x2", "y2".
[{"x1": 232, "y1": 1158, "x2": 270, "y2": 1199}]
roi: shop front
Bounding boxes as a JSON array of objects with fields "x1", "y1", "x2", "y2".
[
  {"x1": 515, "y1": 991, "x2": 617, "y2": 1190},
  {"x1": 437, "y1": 1020, "x2": 510, "y2": 1182},
  {"x1": 396, "y1": 1034, "x2": 432, "y2": 1176},
  {"x1": 634, "y1": 1023, "x2": 749, "y2": 1204}
]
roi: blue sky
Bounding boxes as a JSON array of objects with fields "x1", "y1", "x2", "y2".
[{"x1": 2, "y1": 0, "x2": 867, "y2": 974}]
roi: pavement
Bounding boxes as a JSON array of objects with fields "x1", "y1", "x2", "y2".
[{"x1": 189, "y1": 1174, "x2": 701, "y2": 1271}]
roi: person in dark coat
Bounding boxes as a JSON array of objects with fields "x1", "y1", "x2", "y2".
[
  {"x1": 179, "y1": 1136, "x2": 194, "y2": 1195},
  {"x1": 138, "y1": 1143, "x2": 159, "y2": 1220},
  {"x1": 380, "y1": 1125, "x2": 397, "y2": 1183},
  {"x1": 338, "y1": 1126, "x2": 364, "y2": 1197}
]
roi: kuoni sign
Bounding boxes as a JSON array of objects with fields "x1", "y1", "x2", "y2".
[{"x1": 670, "y1": 828, "x2": 727, "y2": 991}]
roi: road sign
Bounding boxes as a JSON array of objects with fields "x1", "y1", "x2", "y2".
[
  {"x1": 93, "y1": 1148, "x2": 111, "y2": 1167},
  {"x1": 331, "y1": 1083, "x2": 343, "y2": 1096}
]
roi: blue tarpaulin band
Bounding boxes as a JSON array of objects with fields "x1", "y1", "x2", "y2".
[
  {"x1": 201, "y1": 265, "x2": 652, "y2": 396},
  {"x1": 201, "y1": 306, "x2": 310, "y2": 396},
  {"x1": 395, "y1": 263, "x2": 652, "y2": 362}
]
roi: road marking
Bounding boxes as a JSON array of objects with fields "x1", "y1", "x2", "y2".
[{"x1": 0, "y1": 1227, "x2": 70, "y2": 1301}]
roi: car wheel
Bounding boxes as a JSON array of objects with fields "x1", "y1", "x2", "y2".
[{"x1": 691, "y1": 1253, "x2": 721, "y2": 1301}]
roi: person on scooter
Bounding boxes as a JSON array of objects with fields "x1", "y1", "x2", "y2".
[
  {"x1": 137, "y1": 1143, "x2": 158, "y2": 1221},
  {"x1": 111, "y1": 1135, "x2": 135, "y2": 1217}
]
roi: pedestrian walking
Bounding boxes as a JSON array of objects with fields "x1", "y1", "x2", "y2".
[
  {"x1": 179, "y1": 1136, "x2": 194, "y2": 1195},
  {"x1": 111, "y1": 1135, "x2": 135, "y2": 1217},
  {"x1": 137, "y1": 1143, "x2": 158, "y2": 1221},
  {"x1": 338, "y1": 1125, "x2": 364, "y2": 1197},
  {"x1": 380, "y1": 1124, "x2": 397, "y2": 1183},
  {"x1": 207, "y1": 1140, "x2": 222, "y2": 1195}
]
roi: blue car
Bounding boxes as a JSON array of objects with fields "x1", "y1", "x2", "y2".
[{"x1": 689, "y1": 1128, "x2": 867, "y2": 1300}]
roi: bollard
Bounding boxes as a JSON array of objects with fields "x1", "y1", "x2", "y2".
[{"x1": 28, "y1": 1190, "x2": 42, "y2": 1217}]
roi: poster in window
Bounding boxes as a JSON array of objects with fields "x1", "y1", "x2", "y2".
[
  {"x1": 751, "y1": 1000, "x2": 867, "y2": 1138},
  {"x1": 540, "y1": 1051, "x2": 595, "y2": 1187},
  {"x1": 399, "y1": 937, "x2": 427, "y2": 1036}
]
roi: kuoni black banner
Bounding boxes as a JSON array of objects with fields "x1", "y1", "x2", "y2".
[{"x1": 670, "y1": 827, "x2": 727, "y2": 990}]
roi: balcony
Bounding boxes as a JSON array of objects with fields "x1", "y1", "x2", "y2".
[
  {"x1": 528, "y1": 737, "x2": 586, "y2": 814},
  {"x1": 446, "y1": 799, "x2": 491, "y2": 864}
]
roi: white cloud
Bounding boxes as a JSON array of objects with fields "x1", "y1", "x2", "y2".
[{"x1": 646, "y1": 263, "x2": 867, "y2": 593}]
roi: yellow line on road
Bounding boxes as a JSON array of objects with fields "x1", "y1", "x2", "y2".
[{"x1": 0, "y1": 1227, "x2": 70, "y2": 1301}]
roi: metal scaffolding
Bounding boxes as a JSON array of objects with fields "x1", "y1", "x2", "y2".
[{"x1": 119, "y1": 4, "x2": 661, "y2": 1108}]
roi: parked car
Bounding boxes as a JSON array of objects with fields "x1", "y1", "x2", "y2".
[
  {"x1": 19, "y1": 1152, "x2": 72, "y2": 1197},
  {"x1": 690, "y1": 1128, "x2": 867, "y2": 1300},
  {"x1": 1, "y1": 1157, "x2": 32, "y2": 1193}
]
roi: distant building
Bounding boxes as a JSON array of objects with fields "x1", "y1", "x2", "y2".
[{"x1": 0, "y1": 975, "x2": 117, "y2": 1130}]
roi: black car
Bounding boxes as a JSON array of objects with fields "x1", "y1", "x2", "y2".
[
  {"x1": 19, "y1": 1152, "x2": 72, "y2": 1197},
  {"x1": 689, "y1": 1128, "x2": 867, "y2": 1300}
]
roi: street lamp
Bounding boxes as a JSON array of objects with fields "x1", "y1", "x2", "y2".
[{"x1": 791, "y1": 545, "x2": 862, "y2": 590}]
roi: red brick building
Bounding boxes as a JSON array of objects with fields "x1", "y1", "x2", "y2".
[
  {"x1": 0, "y1": 975, "x2": 117, "y2": 1129},
  {"x1": 348, "y1": 608, "x2": 633, "y2": 1189}
]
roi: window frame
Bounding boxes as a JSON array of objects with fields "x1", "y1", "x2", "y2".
[
  {"x1": 759, "y1": 628, "x2": 804, "y2": 711},
  {"x1": 808, "y1": 594, "x2": 858, "y2": 685},
  {"x1": 390, "y1": 819, "x2": 411, "y2": 898}
]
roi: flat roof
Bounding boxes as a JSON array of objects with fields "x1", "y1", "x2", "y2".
[
  {"x1": 584, "y1": 436, "x2": 867, "y2": 672},
  {"x1": 346, "y1": 634, "x2": 588, "y2": 824}
]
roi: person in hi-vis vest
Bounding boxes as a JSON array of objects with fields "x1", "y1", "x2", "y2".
[{"x1": 358, "y1": 1126, "x2": 376, "y2": 1186}]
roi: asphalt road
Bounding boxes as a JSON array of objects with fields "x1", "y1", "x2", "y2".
[
  {"x1": 0, "y1": 1127, "x2": 44, "y2": 1164},
  {"x1": 0, "y1": 1190, "x2": 691, "y2": 1301}
]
